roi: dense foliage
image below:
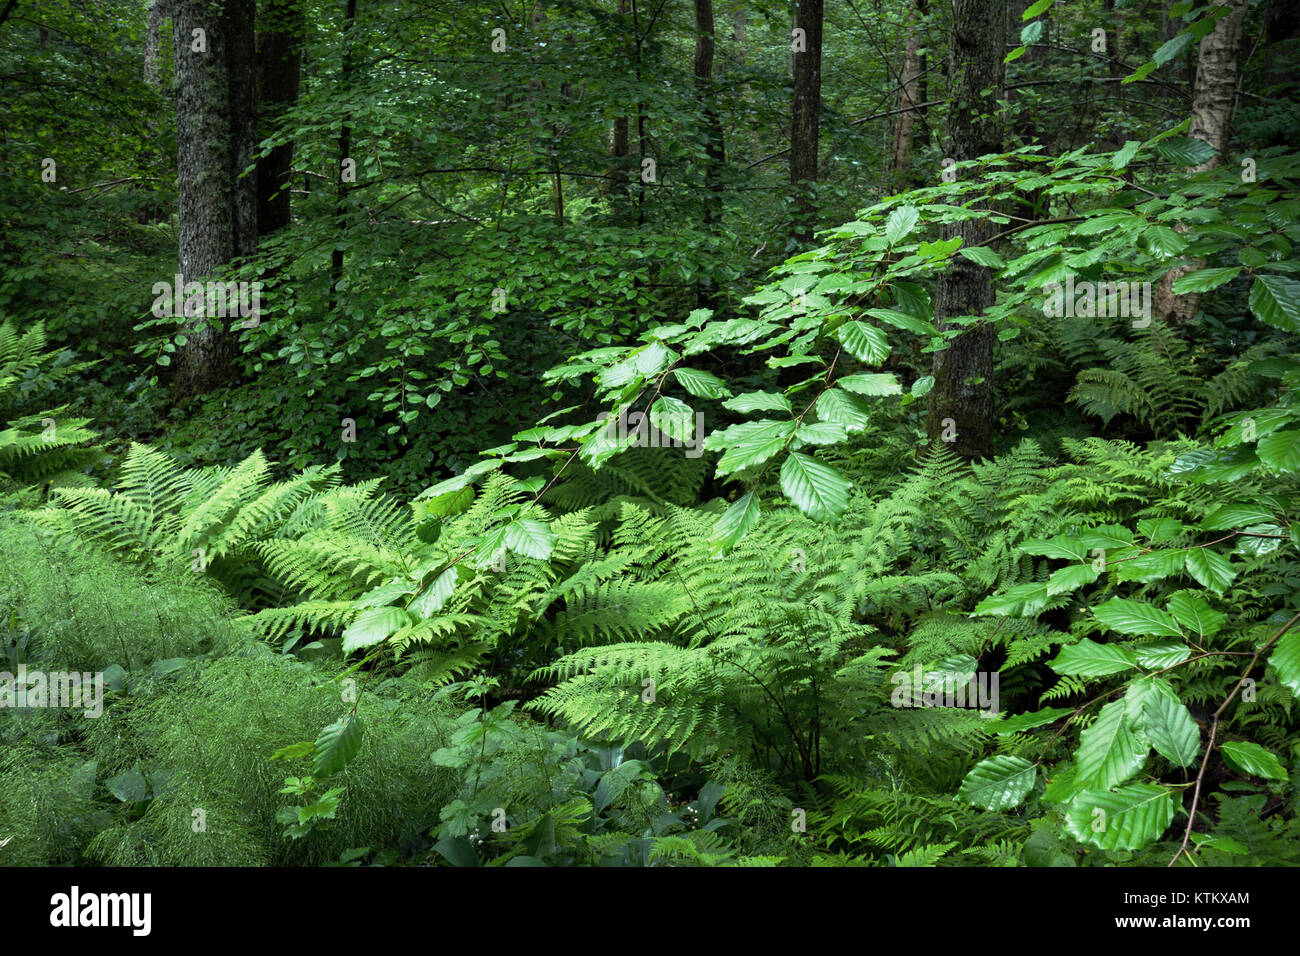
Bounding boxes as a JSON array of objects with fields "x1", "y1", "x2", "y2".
[{"x1": 2, "y1": 0, "x2": 1299, "y2": 867}]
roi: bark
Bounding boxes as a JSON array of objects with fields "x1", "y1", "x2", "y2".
[
  {"x1": 926, "y1": 0, "x2": 1005, "y2": 460},
  {"x1": 1152, "y1": 0, "x2": 1248, "y2": 324},
  {"x1": 330, "y1": 0, "x2": 358, "y2": 313},
  {"x1": 257, "y1": 0, "x2": 303, "y2": 236},
  {"x1": 171, "y1": 0, "x2": 257, "y2": 396},
  {"x1": 144, "y1": 0, "x2": 166, "y2": 87},
  {"x1": 890, "y1": 0, "x2": 923, "y2": 184},
  {"x1": 789, "y1": 0, "x2": 823, "y2": 241}
]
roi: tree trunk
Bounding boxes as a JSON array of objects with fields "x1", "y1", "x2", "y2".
[
  {"x1": 1152, "y1": 0, "x2": 1247, "y2": 324},
  {"x1": 171, "y1": 0, "x2": 257, "y2": 397},
  {"x1": 330, "y1": 0, "x2": 358, "y2": 313},
  {"x1": 256, "y1": 0, "x2": 303, "y2": 236},
  {"x1": 144, "y1": 0, "x2": 166, "y2": 87},
  {"x1": 926, "y1": 0, "x2": 1005, "y2": 460},
  {"x1": 789, "y1": 0, "x2": 823, "y2": 242},
  {"x1": 890, "y1": 0, "x2": 923, "y2": 184}
]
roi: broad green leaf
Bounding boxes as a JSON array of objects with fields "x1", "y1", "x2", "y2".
[
  {"x1": 1269, "y1": 628, "x2": 1300, "y2": 700},
  {"x1": 1138, "y1": 692, "x2": 1200, "y2": 767},
  {"x1": 648, "y1": 396, "x2": 697, "y2": 442},
  {"x1": 1256, "y1": 427, "x2": 1300, "y2": 472},
  {"x1": 1074, "y1": 700, "x2": 1148, "y2": 791},
  {"x1": 958, "y1": 755, "x2": 1037, "y2": 811},
  {"x1": 1021, "y1": 0, "x2": 1052, "y2": 19},
  {"x1": 973, "y1": 582, "x2": 1049, "y2": 617},
  {"x1": 984, "y1": 707, "x2": 1073, "y2": 736},
  {"x1": 711, "y1": 420, "x2": 795, "y2": 476},
  {"x1": 1220, "y1": 741, "x2": 1288, "y2": 782},
  {"x1": 1050, "y1": 639, "x2": 1138, "y2": 677},
  {"x1": 1153, "y1": 31, "x2": 1194, "y2": 66},
  {"x1": 1115, "y1": 549, "x2": 1185, "y2": 584},
  {"x1": 314, "y1": 714, "x2": 363, "y2": 777},
  {"x1": 709, "y1": 492, "x2": 761, "y2": 555},
  {"x1": 795, "y1": 421, "x2": 848, "y2": 445},
  {"x1": 1249, "y1": 275, "x2": 1300, "y2": 333},
  {"x1": 958, "y1": 246, "x2": 1006, "y2": 269},
  {"x1": 1064, "y1": 784, "x2": 1177, "y2": 851},
  {"x1": 1046, "y1": 563, "x2": 1100, "y2": 598},
  {"x1": 410, "y1": 566, "x2": 458, "y2": 619},
  {"x1": 723, "y1": 391, "x2": 792, "y2": 415},
  {"x1": 1135, "y1": 640, "x2": 1192, "y2": 668},
  {"x1": 503, "y1": 519, "x2": 556, "y2": 561},
  {"x1": 1021, "y1": 536, "x2": 1089, "y2": 560},
  {"x1": 1093, "y1": 598, "x2": 1183, "y2": 637},
  {"x1": 342, "y1": 606, "x2": 409, "y2": 653},
  {"x1": 865, "y1": 307, "x2": 933, "y2": 335},
  {"x1": 1111, "y1": 140, "x2": 1141, "y2": 171},
  {"x1": 1183, "y1": 548, "x2": 1236, "y2": 595},
  {"x1": 779, "y1": 453, "x2": 851, "y2": 521},
  {"x1": 836, "y1": 373, "x2": 902, "y2": 397},
  {"x1": 1166, "y1": 591, "x2": 1225, "y2": 638},
  {"x1": 834, "y1": 321, "x2": 890, "y2": 363},
  {"x1": 814, "y1": 389, "x2": 872, "y2": 432},
  {"x1": 672, "y1": 367, "x2": 732, "y2": 399},
  {"x1": 884, "y1": 205, "x2": 920, "y2": 245},
  {"x1": 1152, "y1": 136, "x2": 1217, "y2": 167},
  {"x1": 1201, "y1": 503, "x2": 1277, "y2": 530},
  {"x1": 1172, "y1": 266, "x2": 1241, "y2": 294}
]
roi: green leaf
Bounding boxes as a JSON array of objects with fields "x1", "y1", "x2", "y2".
[
  {"x1": 1268, "y1": 628, "x2": 1300, "y2": 700},
  {"x1": 1135, "y1": 640, "x2": 1192, "y2": 668},
  {"x1": 1153, "y1": 31, "x2": 1194, "y2": 66},
  {"x1": 884, "y1": 206, "x2": 920, "y2": 245},
  {"x1": 865, "y1": 307, "x2": 933, "y2": 335},
  {"x1": 1115, "y1": 549, "x2": 1186, "y2": 584},
  {"x1": 1256, "y1": 427, "x2": 1300, "y2": 473},
  {"x1": 410, "y1": 566, "x2": 458, "y2": 619},
  {"x1": 649, "y1": 396, "x2": 697, "y2": 441},
  {"x1": 1046, "y1": 563, "x2": 1101, "y2": 597},
  {"x1": 973, "y1": 582, "x2": 1049, "y2": 617},
  {"x1": 834, "y1": 321, "x2": 890, "y2": 363},
  {"x1": 1021, "y1": 0, "x2": 1052, "y2": 19},
  {"x1": 1166, "y1": 592, "x2": 1225, "y2": 638},
  {"x1": 795, "y1": 421, "x2": 848, "y2": 445},
  {"x1": 779, "y1": 453, "x2": 851, "y2": 521},
  {"x1": 1172, "y1": 267, "x2": 1241, "y2": 294},
  {"x1": 711, "y1": 420, "x2": 795, "y2": 476},
  {"x1": 1183, "y1": 548, "x2": 1236, "y2": 595},
  {"x1": 1153, "y1": 136, "x2": 1218, "y2": 167},
  {"x1": 814, "y1": 389, "x2": 872, "y2": 432},
  {"x1": 503, "y1": 519, "x2": 556, "y2": 561},
  {"x1": 957, "y1": 755, "x2": 1037, "y2": 811},
  {"x1": 984, "y1": 707, "x2": 1073, "y2": 736},
  {"x1": 957, "y1": 246, "x2": 1006, "y2": 269},
  {"x1": 723, "y1": 391, "x2": 792, "y2": 415},
  {"x1": 1249, "y1": 275, "x2": 1300, "y2": 333},
  {"x1": 271, "y1": 741, "x2": 315, "y2": 761},
  {"x1": 1220, "y1": 741, "x2": 1288, "y2": 782},
  {"x1": 314, "y1": 714, "x2": 364, "y2": 777},
  {"x1": 836, "y1": 373, "x2": 902, "y2": 397},
  {"x1": 1201, "y1": 503, "x2": 1277, "y2": 530},
  {"x1": 1093, "y1": 598, "x2": 1183, "y2": 637},
  {"x1": 1111, "y1": 140, "x2": 1141, "y2": 171},
  {"x1": 672, "y1": 367, "x2": 732, "y2": 399},
  {"x1": 1050, "y1": 639, "x2": 1138, "y2": 677},
  {"x1": 594, "y1": 759, "x2": 647, "y2": 812},
  {"x1": 709, "y1": 492, "x2": 761, "y2": 555},
  {"x1": 1064, "y1": 784, "x2": 1177, "y2": 851},
  {"x1": 342, "y1": 606, "x2": 409, "y2": 653},
  {"x1": 1074, "y1": 700, "x2": 1148, "y2": 791},
  {"x1": 1138, "y1": 691, "x2": 1200, "y2": 767}
]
